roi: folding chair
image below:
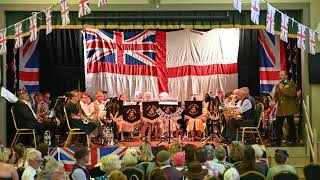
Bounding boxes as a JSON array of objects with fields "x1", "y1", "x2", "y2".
[{"x1": 11, "y1": 106, "x2": 37, "y2": 148}]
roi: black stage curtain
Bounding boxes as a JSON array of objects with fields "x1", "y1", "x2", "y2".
[
  {"x1": 237, "y1": 29, "x2": 260, "y2": 96},
  {"x1": 38, "y1": 30, "x2": 85, "y2": 97}
]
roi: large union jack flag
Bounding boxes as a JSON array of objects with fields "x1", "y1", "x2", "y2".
[
  {"x1": 258, "y1": 30, "x2": 286, "y2": 93},
  {"x1": 15, "y1": 37, "x2": 40, "y2": 94}
]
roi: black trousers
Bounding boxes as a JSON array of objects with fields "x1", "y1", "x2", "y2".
[
  {"x1": 274, "y1": 115, "x2": 296, "y2": 143},
  {"x1": 226, "y1": 118, "x2": 255, "y2": 140}
]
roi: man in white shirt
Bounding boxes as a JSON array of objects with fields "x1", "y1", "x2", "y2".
[
  {"x1": 22, "y1": 149, "x2": 43, "y2": 180},
  {"x1": 225, "y1": 89, "x2": 256, "y2": 142},
  {"x1": 90, "y1": 91, "x2": 107, "y2": 119}
]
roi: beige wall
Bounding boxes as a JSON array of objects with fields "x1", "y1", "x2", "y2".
[{"x1": 0, "y1": 0, "x2": 318, "y2": 145}]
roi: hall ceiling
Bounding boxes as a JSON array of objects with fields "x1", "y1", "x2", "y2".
[{"x1": 0, "y1": 0, "x2": 311, "y2": 4}]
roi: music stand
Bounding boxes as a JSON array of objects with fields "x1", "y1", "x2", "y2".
[{"x1": 158, "y1": 101, "x2": 180, "y2": 145}]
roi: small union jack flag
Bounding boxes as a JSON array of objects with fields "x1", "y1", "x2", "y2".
[
  {"x1": 0, "y1": 30, "x2": 7, "y2": 55},
  {"x1": 233, "y1": 0, "x2": 242, "y2": 13},
  {"x1": 297, "y1": 24, "x2": 306, "y2": 50},
  {"x1": 45, "y1": 8, "x2": 52, "y2": 35},
  {"x1": 29, "y1": 15, "x2": 37, "y2": 42},
  {"x1": 60, "y1": 0, "x2": 70, "y2": 26},
  {"x1": 97, "y1": 0, "x2": 108, "y2": 7},
  {"x1": 266, "y1": 4, "x2": 275, "y2": 35},
  {"x1": 14, "y1": 22, "x2": 23, "y2": 49},
  {"x1": 280, "y1": 13, "x2": 289, "y2": 42},
  {"x1": 309, "y1": 29, "x2": 316, "y2": 55},
  {"x1": 78, "y1": 0, "x2": 91, "y2": 17},
  {"x1": 251, "y1": 0, "x2": 260, "y2": 25}
]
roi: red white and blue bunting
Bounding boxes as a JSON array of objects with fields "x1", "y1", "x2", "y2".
[
  {"x1": 14, "y1": 22, "x2": 23, "y2": 49},
  {"x1": 309, "y1": 29, "x2": 316, "y2": 55},
  {"x1": 97, "y1": 0, "x2": 108, "y2": 7},
  {"x1": 266, "y1": 4, "x2": 275, "y2": 35},
  {"x1": 60, "y1": 0, "x2": 70, "y2": 26},
  {"x1": 45, "y1": 8, "x2": 53, "y2": 35},
  {"x1": 233, "y1": 0, "x2": 242, "y2": 13},
  {"x1": 29, "y1": 15, "x2": 38, "y2": 42},
  {"x1": 297, "y1": 24, "x2": 306, "y2": 50},
  {"x1": 250, "y1": 0, "x2": 260, "y2": 25},
  {"x1": 79, "y1": 0, "x2": 91, "y2": 17}
]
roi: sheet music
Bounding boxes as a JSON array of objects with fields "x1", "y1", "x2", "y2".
[{"x1": 0, "y1": 87, "x2": 18, "y2": 103}]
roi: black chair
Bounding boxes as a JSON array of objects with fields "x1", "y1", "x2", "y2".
[
  {"x1": 304, "y1": 163, "x2": 320, "y2": 180},
  {"x1": 240, "y1": 171, "x2": 265, "y2": 180},
  {"x1": 271, "y1": 170, "x2": 298, "y2": 180},
  {"x1": 122, "y1": 167, "x2": 145, "y2": 180}
]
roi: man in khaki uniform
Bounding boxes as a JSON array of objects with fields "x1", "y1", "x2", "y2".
[{"x1": 274, "y1": 71, "x2": 297, "y2": 145}]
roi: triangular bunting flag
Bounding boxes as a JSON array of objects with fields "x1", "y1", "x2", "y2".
[
  {"x1": 97, "y1": 0, "x2": 108, "y2": 7},
  {"x1": 309, "y1": 29, "x2": 316, "y2": 55},
  {"x1": 280, "y1": 13, "x2": 289, "y2": 42},
  {"x1": 79, "y1": 0, "x2": 91, "y2": 17},
  {"x1": 45, "y1": 8, "x2": 52, "y2": 35},
  {"x1": 60, "y1": 0, "x2": 70, "y2": 26},
  {"x1": 297, "y1": 24, "x2": 306, "y2": 50},
  {"x1": 0, "y1": 30, "x2": 7, "y2": 55},
  {"x1": 29, "y1": 15, "x2": 37, "y2": 42},
  {"x1": 266, "y1": 4, "x2": 276, "y2": 35},
  {"x1": 233, "y1": 0, "x2": 242, "y2": 13},
  {"x1": 14, "y1": 22, "x2": 23, "y2": 49},
  {"x1": 251, "y1": 0, "x2": 260, "y2": 24}
]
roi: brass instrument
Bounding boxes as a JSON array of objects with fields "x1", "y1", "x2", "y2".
[{"x1": 37, "y1": 101, "x2": 49, "y2": 122}]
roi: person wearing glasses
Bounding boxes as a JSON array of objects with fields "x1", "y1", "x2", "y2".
[{"x1": 22, "y1": 149, "x2": 42, "y2": 180}]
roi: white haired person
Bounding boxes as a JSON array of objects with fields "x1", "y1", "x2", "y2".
[
  {"x1": 0, "y1": 144, "x2": 19, "y2": 180},
  {"x1": 89, "y1": 154, "x2": 121, "y2": 180},
  {"x1": 22, "y1": 149, "x2": 43, "y2": 180},
  {"x1": 252, "y1": 144, "x2": 268, "y2": 176},
  {"x1": 121, "y1": 148, "x2": 139, "y2": 169},
  {"x1": 70, "y1": 147, "x2": 90, "y2": 180},
  {"x1": 36, "y1": 157, "x2": 66, "y2": 180}
]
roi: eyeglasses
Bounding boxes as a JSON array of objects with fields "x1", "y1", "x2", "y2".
[{"x1": 33, "y1": 158, "x2": 43, "y2": 163}]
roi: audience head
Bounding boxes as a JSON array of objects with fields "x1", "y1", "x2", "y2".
[
  {"x1": 237, "y1": 89, "x2": 246, "y2": 100},
  {"x1": 228, "y1": 141, "x2": 244, "y2": 162},
  {"x1": 204, "y1": 144, "x2": 215, "y2": 160},
  {"x1": 215, "y1": 145, "x2": 226, "y2": 162},
  {"x1": 100, "y1": 154, "x2": 121, "y2": 174},
  {"x1": 13, "y1": 143, "x2": 25, "y2": 163},
  {"x1": 184, "y1": 144, "x2": 197, "y2": 165},
  {"x1": 0, "y1": 145, "x2": 12, "y2": 163},
  {"x1": 173, "y1": 152, "x2": 185, "y2": 166},
  {"x1": 156, "y1": 150, "x2": 171, "y2": 166},
  {"x1": 154, "y1": 145, "x2": 167, "y2": 157},
  {"x1": 195, "y1": 148, "x2": 208, "y2": 163},
  {"x1": 37, "y1": 157, "x2": 66, "y2": 180},
  {"x1": 169, "y1": 143, "x2": 182, "y2": 156},
  {"x1": 279, "y1": 71, "x2": 287, "y2": 81},
  {"x1": 251, "y1": 144, "x2": 263, "y2": 160},
  {"x1": 184, "y1": 161, "x2": 208, "y2": 180},
  {"x1": 275, "y1": 149, "x2": 289, "y2": 165},
  {"x1": 26, "y1": 149, "x2": 43, "y2": 169},
  {"x1": 17, "y1": 89, "x2": 29, "y2": 101},
  {"x1": 122, "y1": 148, "x2": 138, "y2": 166},
  {"x1": 95, "y1": 91, "x2": 105, "y2": 103},
  {"x1": 74, "y1": 147, "x2": 90, "y2": 165},
  {"x1": 139, "y1": 142, "x2": 154, "y2": 162},
  {"x1": 149, "y1": 168, "x2": 169, "y2": 180},
  {"x1": 108, "y1": 170, "x2": 127, "y2": 180},
  {"x1": 241, "y1": 145, "x2": 256, "y2": 170},
  {"x1": 37, "y1": 143, "x2": 50, "y2": 158}
]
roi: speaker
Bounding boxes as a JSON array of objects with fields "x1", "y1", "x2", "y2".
[{"x1": 309, "y1": 53, "x2": 320, "y2": 84}]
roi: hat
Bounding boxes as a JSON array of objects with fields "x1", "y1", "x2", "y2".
[
  {"x1": 184, "y1": 161, "x2": 208, "y2": 179},
  {"x1": 173, "y1": 152, "x2": 185, "y2": 166},
  {"x1": 156, "y1": 150, "x2": 170, "y2": 162}
]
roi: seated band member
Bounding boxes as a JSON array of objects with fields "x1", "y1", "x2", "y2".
[
  {"x1": 205, "y1": 96, "x2": 221, "y2": 137},
  {"x1": 13, "y1": 89, "x2": 46, "y2": 143},
  {"x1": 140, "y1": 92, "x2": 158, "y2": 141},
  {"x1": 65, "y1": 90, "x2": 97, "y2": 137},
  {"x1": 79, "y1": 92, "x2": 93, "y2": 117},
  {"x1": 90, "y1": 91, "x2": 106, "y2": 120},
  {"x1": 115, "y1": 93, "x2": 134, "y2": 141},
  {"x1": 159, "y1": 106, "x2": 181, "y2": 138},
  {"x1": 225, "y1": 89, "x2": 255, "y2": 141}
]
